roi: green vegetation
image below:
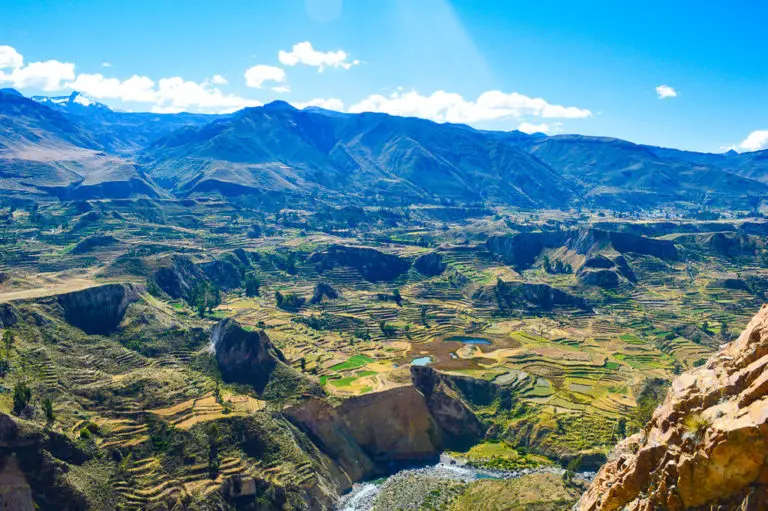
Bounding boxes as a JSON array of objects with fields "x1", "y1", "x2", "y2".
[
  {"x1": 330, "y1": 355, "x2": 374, "y2": 372},
  {"x1": 0, "y1": 194, "x2": 763, "y2": 509}
]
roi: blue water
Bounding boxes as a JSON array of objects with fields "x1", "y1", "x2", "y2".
[
  {"x1": 444, "y1": 336, "x2": 492, "y2": 345},
  {"x1": 411, "y1": 356, "x2": 433, "y2": 366}
]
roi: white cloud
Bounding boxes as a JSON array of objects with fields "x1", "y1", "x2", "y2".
[
  {"x1": 278, "y1": 41, "x2": 359, "y2": 72},
  {"x1": 517, "y1": 122, "x2": 550, "y2": 134},
  {"x1": 739, "y1": 130, "x2": 768, "y2": 152},
  {"x1": 67, "y1": 73, "x2": 259, "y2": 113},
  {"x1": 348, "y1": 89, "x2": 591, "y2": 124},
  {"x1": 0, "y1": 45, "x2": 23, "y2": 69},
  {"x1": 155, "y1": 77, "x2": 261, "y2": 112},
  {"x1": 0, "y1": 45, "x2": 76, "y2": 91},
  {"x1": 2, "y1": 60, "x2": 76, "y2": 91},
  {"x1": 67, "y1": 73, "x2": 157, "y2": 102},
  {"x1": 211, "y1": 74, "x2": 227, "y2": 85},
  {"x1": 292, "y1": 98, "x2": 345, "y2": 111},
  {"x1": 656, "y1": 84, "x2": 678, "y2": 99},
  {"x1": 244, "y1": 65, "x2": 286, "y2": 89},
  {"x1": 271, "y1": 85, "x2": 290, "y2": 94},
  {"x1": 101, "y1": 62, "x2": 112, "y2": 68}
]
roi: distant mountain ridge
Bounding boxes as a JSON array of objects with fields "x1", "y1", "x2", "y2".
[{"x1": 2, "y1": 89, "x2": 768, "y2": 208}]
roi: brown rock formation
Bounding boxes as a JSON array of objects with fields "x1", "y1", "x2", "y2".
[{"x1": 578, "y1": 305, "x2": 768, "y2": 511}]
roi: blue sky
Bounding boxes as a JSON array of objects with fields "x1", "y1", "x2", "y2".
[{"x1": 1, "y1": 0, "x2": 767, "y2": 153}]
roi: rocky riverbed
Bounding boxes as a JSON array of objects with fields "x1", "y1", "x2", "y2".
[{"x1": 337, "y1": 454, "x2": 594, "y2": 510}]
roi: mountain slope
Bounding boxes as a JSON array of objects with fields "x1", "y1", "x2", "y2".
[
  {"x1": 0, "y1": 90, "x2": 160, "y2": 199},
  {"x1": 141, "y1": 101, "x2": 575, "y2": 206},
  {"x1": 33, "y1": 91, "x2": 222, "y2": 154},
  {"x1": 514, "y1": 135, "x2": 768, "y2": 208}
]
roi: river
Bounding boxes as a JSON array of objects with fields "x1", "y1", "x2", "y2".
[{"x1": 336, "y1": 454, "x2": 594, "y2": 510}]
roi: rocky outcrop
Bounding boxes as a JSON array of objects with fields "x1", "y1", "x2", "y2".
[
  {"x1": 151, "y1": 253, "x2": 253, "y2": 299},
  {"x1": 578, "y1": 305, "x2": 768, "y2": 511},
  {"x1": 285, "y1": 367, "x2": 491, "y2": 482},
  {"x1": 308, "y1": 245, "x2": 411, "y2": 282},
  {"x1": 211, "y1": 319, "x2": 291, "y2": 393},
  {"x1": 0, "y1": 304, "x2": 17, "y2": 328},
  {"x1": 487, "y1": 228, "x2": 675, "y2": 273},
  {"x1": 410, "y1": 366, "x2": 485, "y2": 447},
  {"x1": 285, "y1": 386, "x2": 439, "y2": 482},
  {"x1": 55, "y1": 283, "x2": 142, "y2": 334},
  {"x1": 568, "y1": 229, "x2": 678, "y2": 260},
  {"x1": 310, "y1": 282, "x2": 340, "y2": 304},
  {"x1": 0, "y1": 413, "x2": 89, "y2": 510},
  {"x1": 486, "y1": 232, "x2": 568, "y2": 269},
  {"x1": 200, "y1": 259, "x2": 242, "y2": 290},
  {"x1": 69, "y1": 234, "x2": 121, "y2": 254},
  {"x1": 150, "y1": 255, "x2": 207, "y2": 300},
  {"x1": 414, "y1": 252, "x2": 447, "y2": 276},
  {"x1": 475, "y1": 279, "x2": 589, "y2": 311},
  {"x1": 577, "y1": 254, "x2": 636, "y2": 289}
]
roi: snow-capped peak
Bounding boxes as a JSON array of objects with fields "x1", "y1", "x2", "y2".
[
  {"x1": 72, "y1": 92, "x2": 94, "y2": 107},
  {"x1": 31, "y1": 91, "x2": 110, "y2": 113}
]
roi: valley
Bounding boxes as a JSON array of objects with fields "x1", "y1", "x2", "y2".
[{"x1": 1, "y1": 88, "x2": 767, "y2": 510}]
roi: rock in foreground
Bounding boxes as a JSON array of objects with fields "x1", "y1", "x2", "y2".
[{"x1": 578, "y1": 305, "x2": 768, "y2": 511}]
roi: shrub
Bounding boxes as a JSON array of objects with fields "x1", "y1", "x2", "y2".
[{"x1": 683, "y1": 413, "x2": 712, "y2": 440}]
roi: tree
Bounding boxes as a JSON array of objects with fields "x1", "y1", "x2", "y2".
[
  {"x1": 392, "y1": 289, "x2": 403, "y2": 306},
  {"x1": 274, "y1": 290, "x2": 284, "y2": 308},
  {"x1": 299, "y1": 358, "x2": 306, "y2": 372},
  {"x1": 43, "y1": 397, "x2": 55, "y2": 422},
  {"x1": 12, "y1": 381, "x2": 31, "y2": 416},
  {"x1": 615, "y1": 418, "x2": 627, "y2": 440},
  {"x1": 2, "y1": 329, "x2": 14, "y2": 356},
  {"x1": 719, "y1": 321, "x2": 730, "y2": 341},
  {"x1": 420, "y1": 306, "x2": 430, "y2": 328},
  {"x1": 563, "y1": 454, "x2": 582, "y2": 484},
  {"x1": 244, "y1": 273, "x2": 260, "y2": 297},
  {"x1": 207, "y1": 423, "x2": 220, "y2": 478}
]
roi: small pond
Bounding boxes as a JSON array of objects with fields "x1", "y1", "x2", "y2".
[
  {"x1": 411, "y1": 356, "x2": 433, "y2": 366},
  {"x1": 443, "y1": 335, "x2": 492, "y2": 345}
]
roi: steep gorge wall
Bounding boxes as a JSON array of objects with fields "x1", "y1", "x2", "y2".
[
  {"x1": 578, "y1": 305, "x2": 768, "y2": 511},
  {"x1": 284, "y1": 366, "x2": 487, "y2": 483}
]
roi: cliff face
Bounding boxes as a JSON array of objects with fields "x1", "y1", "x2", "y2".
[
  {"x1": 285, "y1": 367, "x2": 488, "y2": 483},
  {"x1": 578, "y1": 305, "x2": 768, "y2": 511},
  {"x1": 308, "y1": 245, "x2": 411, "y2": 282},
  {"x1": 211, "y1": 319, "x2": 287, "y2": 393},
  {"x1": 55, "y1": 283, "x2": 142, "y2": 334},
  {"x1": 0, "y1": 413, "x2": 89, "y2": 510}
]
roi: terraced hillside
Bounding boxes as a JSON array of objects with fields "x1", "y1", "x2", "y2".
[{"x1": 1, "y1": 197, "x2": 767, "y2": 509}]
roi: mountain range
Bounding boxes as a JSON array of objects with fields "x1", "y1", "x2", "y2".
[{"x1": 1, "y1": 88, "x2": 766, "y2": 209}]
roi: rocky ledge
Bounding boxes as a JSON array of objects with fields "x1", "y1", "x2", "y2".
[{"x1": 578, "y1": 305, "x2": 768, "y2": 510}]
